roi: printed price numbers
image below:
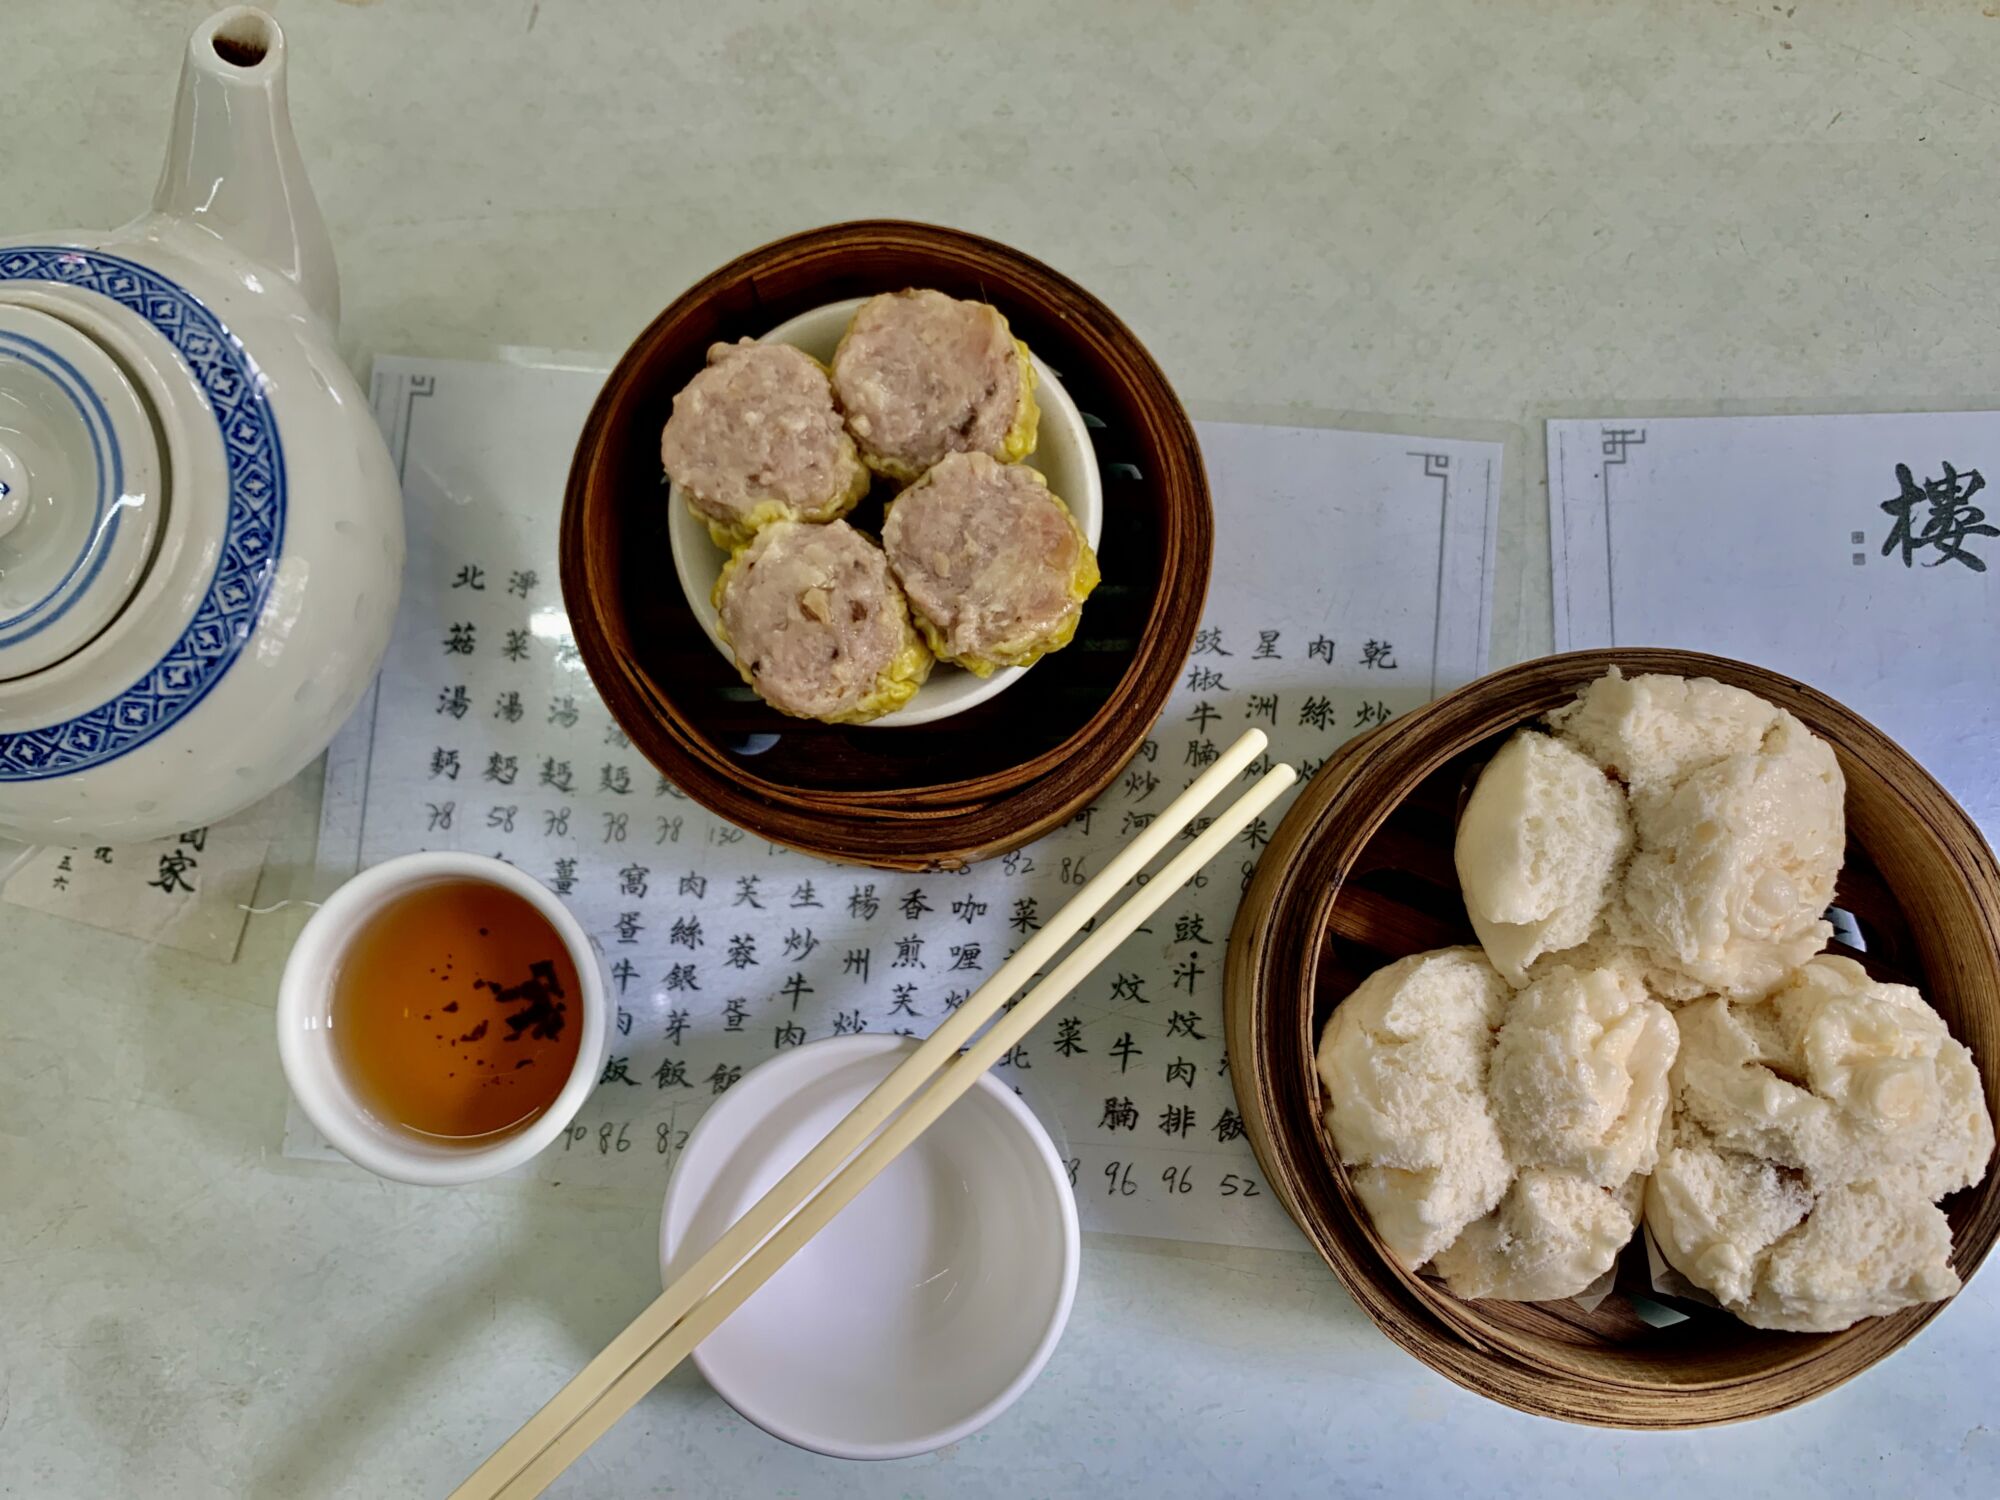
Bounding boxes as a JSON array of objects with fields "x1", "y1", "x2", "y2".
[
  {"x1": 1096, "y1": 1160, "x2": 1262, "y2": 1200},
  {"x1": 561, "y1": 1120, "x2": 689, "y2": 1155}
]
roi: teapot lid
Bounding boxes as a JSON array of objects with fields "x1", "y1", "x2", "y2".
[{"x1": 0, "y1": 304, "x2": 164, "y2": 680}]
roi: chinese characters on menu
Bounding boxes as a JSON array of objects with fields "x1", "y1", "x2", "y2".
[{"x1": 302, "y1": 358, "x2": 1500, "y2": 1250}]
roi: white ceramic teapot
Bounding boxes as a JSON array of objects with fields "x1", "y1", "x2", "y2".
[{"x1": 0, "y1": 7, "x2": 403, "y2": 877}]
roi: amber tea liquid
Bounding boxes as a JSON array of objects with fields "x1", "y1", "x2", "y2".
[{"x1": 330, "y1": 880, "x2": 583, "y2": 1140}]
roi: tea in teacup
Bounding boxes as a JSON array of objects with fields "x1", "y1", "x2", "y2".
[{"x1": 330, "y1": 879, "x2": 584, "y2": 1140}]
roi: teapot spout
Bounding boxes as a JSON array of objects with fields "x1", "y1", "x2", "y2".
[{"x1": 151, "y1": 7, "x2": 340, "y2": 327}]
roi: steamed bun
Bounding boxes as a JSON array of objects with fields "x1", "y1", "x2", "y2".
[
  {"x1": 1316, "y1": 948, "x2": 1512, "y2": 1268},
  {"x1": 1455, "y1": 730, "x2": 1631, "y2": 984},
  {"x1": 1549, "y1": 669, "x2": 1783, "y2": 790},
  {"x1": 1488, "y1": 963, "x2": 1678, "y2": 1187},
  {"x1": 1321, "y1": 950, "x2": 1662, "y2": 1300},
  {"x1": 1646, "y1": 1135, "x2": 1959, "y2": 1332},
  {"x1": 1673, "y1": 957, "x2": 1994, "y2": 1194},
  {"x1": 1644, "y1": 1128, "x2": 1812, "y2": 1309},
  {"x1": 1750, "y1": 1174, "x2": 1960, "y2": 1331},
  {"x1": 1614, "y1": 712, "x2": 1844, "y2": 1001},
  {"x1": 1646, "y1": 958, "x2": 1993, "y2": 1330},
  {"x1": 1433, "y1": 1168, "x2": 1642, "y2": 1302},
  {"x1": 1777, "y1": 957, "x2": 1994, "y2": 1199},
  {"x1": 1668, "y1": 990, "x2": 1837, "y2": 1170}
]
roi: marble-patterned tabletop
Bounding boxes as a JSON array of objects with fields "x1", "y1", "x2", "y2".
[{"x1": 5, "y1": 2, "x2": 1998, "y2": 1495}]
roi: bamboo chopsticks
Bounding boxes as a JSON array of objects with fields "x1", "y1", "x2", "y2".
[{"x1": 454, "y1": 729, "x2": 1295, "y2": 1499}]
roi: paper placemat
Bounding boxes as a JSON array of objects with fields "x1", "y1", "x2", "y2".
[
  {"x1": 292, "y1": 355, "x2": 1501, "y2": 1250},
  {"x1": 3, "y1": 795, "x2": 280, "y2": 962}
]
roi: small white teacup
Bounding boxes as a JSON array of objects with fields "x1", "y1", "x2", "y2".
[{"x1": 276, "y1": 851, "x2": 608, "y2": 1186}]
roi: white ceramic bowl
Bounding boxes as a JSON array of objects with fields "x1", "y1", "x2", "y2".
[
  {"x1": 666, "y1": 297, "x2": 1103, "y2": 728},
  {"x1": 276, "y1": 852, "x2": 609, "y2": 1186},
  {"x1": 659, "y1": 1034, "x2": 1080, "y2": 1459}
]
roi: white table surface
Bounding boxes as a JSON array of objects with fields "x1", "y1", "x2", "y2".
[{"x1": 6, "y1": 2, "x2": 1999, "y2": 1495}]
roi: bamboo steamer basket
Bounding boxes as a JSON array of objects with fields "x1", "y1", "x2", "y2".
[
  {"x1": 1225, "y1": 648, "x2": 2000, "y2": 1426},
  {"x1": 561, "y1": 221, "x2": 1212, "y2": 871}
]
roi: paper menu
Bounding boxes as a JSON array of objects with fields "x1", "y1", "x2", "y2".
[
  {"x1": 298, "y1": 354, "x2": 1501, "y2": 1251},
  {"x1": 1549, "y1": 415, "x2": 2000, "y2": 837}
]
